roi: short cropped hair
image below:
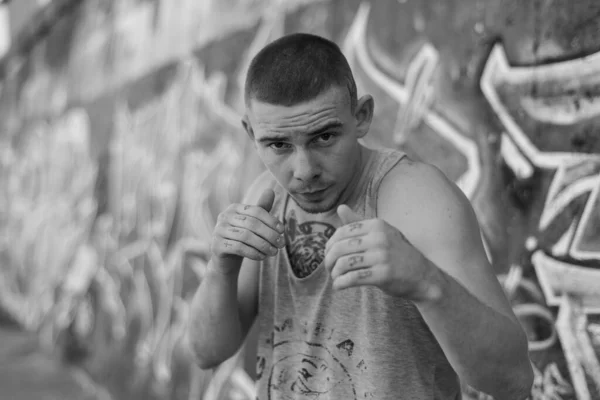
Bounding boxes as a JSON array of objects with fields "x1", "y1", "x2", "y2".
[{"x1": 244, "y1": 33, "x2": 358, "y2": 110}]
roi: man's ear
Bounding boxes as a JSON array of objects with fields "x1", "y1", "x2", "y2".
[
  {"x1": 354, "y1": 94, "x2": 374, "y2": 139},
  {"x1": 241, "y1": 115, "x2": 254, "y2": 140}
]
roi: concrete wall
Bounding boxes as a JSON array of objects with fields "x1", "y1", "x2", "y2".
[{"x1": 0, "y1": 0, "x2": 598, "y2": 399}]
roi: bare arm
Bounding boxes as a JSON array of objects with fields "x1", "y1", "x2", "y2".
[
  {"x1": 188, "y1": 257, "x2": 259, "y2": 369},
  {"x1": 188, "y1": 172, "x2": 283, "y2": 369},
  {"x1": 325, "y1": 159, "x2": 532, "y2": 399},
  {"x1": 378, "y1": 162, "x2": 533, "y2": 399}
]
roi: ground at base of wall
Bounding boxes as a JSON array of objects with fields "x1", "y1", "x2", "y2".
[{"x1": 0, "y1": 324, "x2": 104, "y2": 400}]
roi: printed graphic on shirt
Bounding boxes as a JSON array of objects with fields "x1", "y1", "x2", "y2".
[
  {"x1": 285, "y1": 210, "x2": 336, "y2": 278},
  {"x1": 259, "y1": 318, "x2": 374, "y2": 400},
  {"x1": 268, "y1": 342, "x2": 356, "y2": 400}
]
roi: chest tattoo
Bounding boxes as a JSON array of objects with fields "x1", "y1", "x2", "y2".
[{"x1": 285, "y1": 210, "x2": 336, "y2": 278}]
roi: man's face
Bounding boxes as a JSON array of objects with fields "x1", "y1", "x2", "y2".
[{"x1": 244, "y1": 86, "x2": 371, "y2": 214}]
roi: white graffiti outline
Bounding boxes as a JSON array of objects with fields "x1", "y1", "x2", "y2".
[
  {"x1": 480, "y1": 44, "x2": 600, "y2": 169},
  {"x1": 481, "y1": 42, "x2": 600, "y2": 261},
  {"x1": 481, "y1": 41, "x2": 600, "y2": 324},
  {"x1": 500, "y1": 133, "x2": 534, "y2": 179},
  {"x1": 532, "y1": 251, "x2": 600, "y2": 313},
  {"x1": 571, "y1": 175, "x2": 600, "y2": 260},
  {"x1": 539, "y1": 162, "x2": 600, "y2": 261},
  {"x1": 393, "y1": 43, "x2": 438, "y2": 145},
  {"x1": 342, "y1": 2, "x2": 481, "y2": 199}
]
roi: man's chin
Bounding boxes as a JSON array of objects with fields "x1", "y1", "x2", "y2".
[{"x1": 293, "y1": 196, "x2": 338, "y2": 214}]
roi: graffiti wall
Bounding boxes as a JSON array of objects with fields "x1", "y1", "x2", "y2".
[{"x1": 0, "y1": 0, "x2": 599, "y2": 399}]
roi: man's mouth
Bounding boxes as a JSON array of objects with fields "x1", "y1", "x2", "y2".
[
  {"x1": 299, "y1": 189, "x2": 326, "y2": 194},
  {"x1": 296, "y1": 185, "x2": 330, "y2": 195},
  {"x1": 296, "y1": 186, "x2": 329, "y2": 200}
]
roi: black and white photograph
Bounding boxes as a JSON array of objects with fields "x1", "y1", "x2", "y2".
[{"x1": 0, "y1": 1, "x2": 599, "y2": 399}]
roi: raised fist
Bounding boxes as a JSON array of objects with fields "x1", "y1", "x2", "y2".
[{"x1": 211, "y1": 189, "x2": 285, "y2": 273}]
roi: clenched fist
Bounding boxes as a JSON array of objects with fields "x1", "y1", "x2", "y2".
[
  {"x1": 324, "y1": 204, "x2": 441, "y2": 302},
  {"x1": 211, "y1": 189, "x2": 286, "y2": 274}
]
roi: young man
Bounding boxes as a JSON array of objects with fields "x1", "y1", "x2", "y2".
[{"x1": 189, "y1": 33, "x2": 533, "y2": 400}]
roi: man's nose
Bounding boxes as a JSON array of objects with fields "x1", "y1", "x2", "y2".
[{"x1": 292, "y1": 149, "x2": 320, "y2": 182}]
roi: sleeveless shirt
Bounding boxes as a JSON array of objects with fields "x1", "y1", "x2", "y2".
[{"x1": 255, "y1": 148, "x2": 461, "y2": 400}]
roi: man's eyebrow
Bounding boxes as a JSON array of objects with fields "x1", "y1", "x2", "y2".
[
  {"x1": 307, "y1": 121, "x2": 343, "y2": 136},
  {"x1": 257, "y1": 134, "x2": 290, "y2": 144},
  {"x1": 257, "y1": 121, "x2": 343, "y2": 144}
]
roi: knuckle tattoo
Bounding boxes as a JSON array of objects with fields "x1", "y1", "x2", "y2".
[
  {"x1": 348, "y1": 255, "x2": 363, "y2": 267},
  {"x1": 348, "y1": 238, "x2": 362, "y2": 247},
  {"x1": 233, "y1": 214, "x2": 247, "y2": 221},
  {"x1": 357, "y1": 269, "x2": 372, "y2": 279},
  {"x1": 348, "y1": 222, "x2": 362, "y2": 232}
]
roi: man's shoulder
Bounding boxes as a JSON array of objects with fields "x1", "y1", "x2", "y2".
[
  {"x1": 377, "y1": 158, "x2": 473, "y2": 229},
  {"x1": 379, "y1": 158, "x2": 457, "y2": 202}
]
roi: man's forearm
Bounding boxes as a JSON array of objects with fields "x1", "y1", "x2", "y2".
[
  {"x1": 414, "y1": 259, "x2": 532, "y2": 399},
  {"x1": 189, "y1": 262, "x2": 244, "y2": 369}
]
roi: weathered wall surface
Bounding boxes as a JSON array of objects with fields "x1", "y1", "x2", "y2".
[{"x1": 0, "y1": 0, "x2": 599, "y2": 399}]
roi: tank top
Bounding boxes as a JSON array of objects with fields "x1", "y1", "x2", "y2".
[{"x1": 255, "y1": 148, "x2": 461, "y2": 400}]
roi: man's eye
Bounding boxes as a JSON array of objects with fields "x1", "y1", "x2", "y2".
[
  {"x1": 319, "y1": 133, "x2": 332, "y2": 141},
  {"x1": 269, "y1": 142, "x2": 291, "y2": 150},
  {"x1": 315, "y1": 133, "x2": 335, "y2": 144}
]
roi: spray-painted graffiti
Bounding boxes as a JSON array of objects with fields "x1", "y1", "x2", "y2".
[
  {"x1": 481, "y1": 41, "x2": 600, "y2": 399},
  {"x1": 341, "y1": 1, "x2": 600, "y2": 399},
  {"x1": 481, "y1": 43, "x2": 600, "y2": 263},
  {"x1": 1, "y1": 0, "x2": 599, "y2": 399},
  {"x1": 0, "y1": 108, "x2": 98, "y2": 332},
  {"x1": 343, "y1": 5, "x2": 481, "y2": 197}
]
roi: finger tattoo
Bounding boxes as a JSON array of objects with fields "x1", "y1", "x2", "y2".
[
  {"x1": 357, "y1": 269, "x2": 372, "y2": 279},
  {"x1": 244, "y1": 205, "x2": 250, "y2": 210},
  {"x1": 348, "y1": 238, "x2": 362, "y2": 247},
  {"x1": 348, "y1": 255, "x2": 363, "y2": 267},
  {"x1": 229, "y1": 227, "x2": 241, "y2": 233},
  {"x1": 348, "y1": 222, "x2": 362, "y2": 232},
  {"x1": 234, "y1": 215, "x2": 246, "y2": 221},
  {"x1": 223, "y1": 241, "x2": 232, "y2": 248}
]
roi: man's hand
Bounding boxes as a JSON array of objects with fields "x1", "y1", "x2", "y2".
[
  {"x1": 324, "y1": 204, "x2": 442, "y2": 301},
  {"x1": 210, "y1": 189, "x2": 285, "y2": 274}
]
